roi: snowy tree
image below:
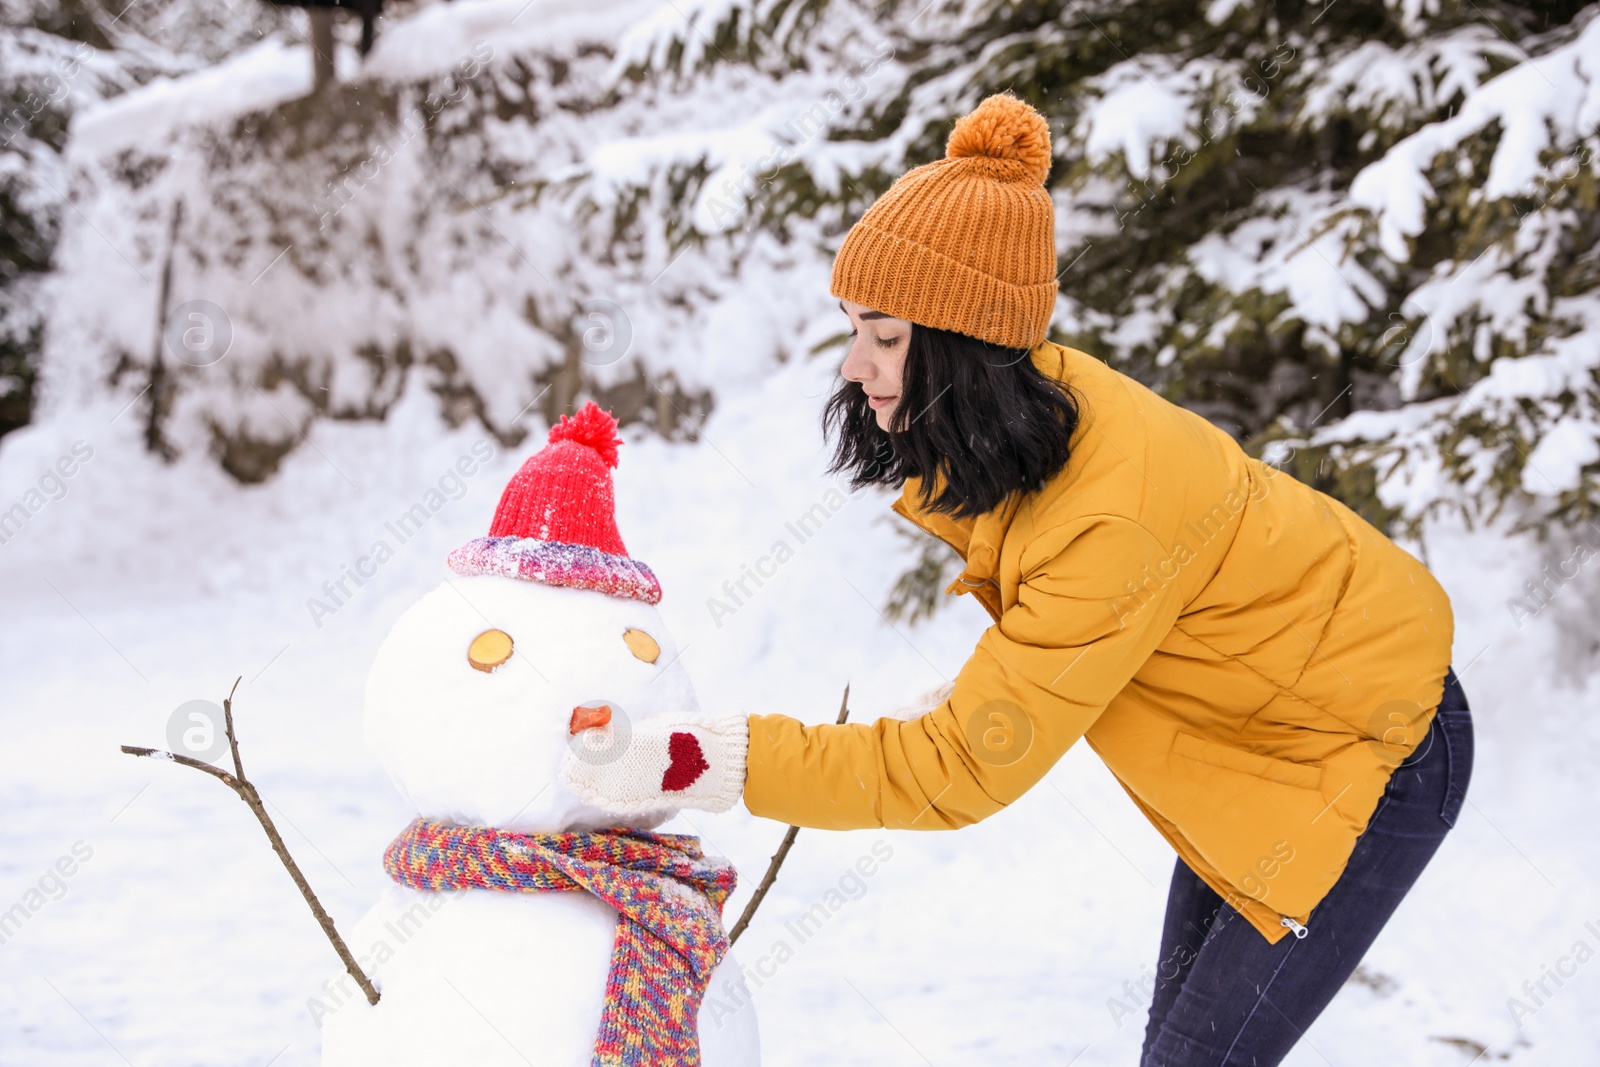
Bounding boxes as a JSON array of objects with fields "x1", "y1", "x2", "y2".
[
  {"x1": 605, "y1": 0, "x2": 1600, "y2": 588},
  {"x1": 588, "y1": 0, "x2": 1600, "y2": 604},
  {"x1": 23, "y1": 0, "x2": 1600, "y2": 550},
  {"x1": 1, "y1": 0, "x2": 277, "y2": 438}
]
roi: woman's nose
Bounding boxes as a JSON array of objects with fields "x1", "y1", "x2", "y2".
[{"x1": 840, "y1": 338, "x2": 871, "y2": 383}]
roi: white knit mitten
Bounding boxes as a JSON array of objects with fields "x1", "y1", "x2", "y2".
[{"x1": 560, "y1": 711, "x2": 749, "y2": 816}]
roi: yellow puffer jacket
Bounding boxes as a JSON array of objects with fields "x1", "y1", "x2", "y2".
[{"x1": 745, "y1": 340, "x2": 1454, "y2": 944}]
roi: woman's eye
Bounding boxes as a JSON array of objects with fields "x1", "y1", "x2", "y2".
[
  {"x1": 873, "y1": 335, "x2": 900, "y2": 349},
  {"x1": 623, "y1": 627, "x2": 660, "y2": 664},
  {"x1": 468, "y1": 629, "x2": 514, "y2": 673}
]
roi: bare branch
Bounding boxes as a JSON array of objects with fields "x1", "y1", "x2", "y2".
[
  {"x1": 121, "y1": 746, "x2": 243, "y2": 790},
  {"x1": 222, "y1": 675, "x2": 244, "y2": 783},
  {"x1": 728, "y1": 682, "x2": 850, "y2": 946},
  {"x1": 121, "y1": 687, "x2": 381, "y2": 1005}
]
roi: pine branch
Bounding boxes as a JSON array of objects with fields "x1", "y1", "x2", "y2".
[
  {"x1": 727, "y1": 682, "x2": 850, "y2": 946},
  {"x1": 121, "y1": 678, "x2": 380, "y2": 1006}
]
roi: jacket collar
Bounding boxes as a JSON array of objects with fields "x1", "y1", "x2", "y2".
[{"x1": 888, "y1": 342, "x2": 1065, "y2": 594}]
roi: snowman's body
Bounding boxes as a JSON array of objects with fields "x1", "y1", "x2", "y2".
[
  {"x1": 323, "y1": 885, "x2": 756, "y2": 1064},
  {"x1": 321, "y1": 573, "x2": 760, "y2": 1065}
]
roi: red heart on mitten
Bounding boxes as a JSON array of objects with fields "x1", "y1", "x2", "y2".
[{"x1": 661, "y1": 732, "x2": 710, "y2": 792}]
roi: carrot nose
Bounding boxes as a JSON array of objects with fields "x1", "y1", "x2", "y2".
[{"x1": 569, "y1": 704, "x2": 612, "y2": 734}]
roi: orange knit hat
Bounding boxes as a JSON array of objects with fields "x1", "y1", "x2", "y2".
[{"x1": 830, "y1": 92, "x2": 1057, "y2": 350}]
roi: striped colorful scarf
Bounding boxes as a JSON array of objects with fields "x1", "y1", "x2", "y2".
[{"x1": 383, "y1": 818, "x2": 737, "y2": 1067}]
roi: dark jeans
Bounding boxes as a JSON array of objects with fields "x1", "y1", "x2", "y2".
[{"x1": 1139, "y1": 668, "x2": 1474, "y2": 1066}]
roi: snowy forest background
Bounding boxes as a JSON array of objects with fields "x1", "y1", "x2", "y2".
[{"x1": 4, "y1": 0, "x2": 1600, "y2": 1063}]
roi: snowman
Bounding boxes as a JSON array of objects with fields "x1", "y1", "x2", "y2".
[{"x1": 322, "y1": 402, "x2": 759, "y2": 1066}]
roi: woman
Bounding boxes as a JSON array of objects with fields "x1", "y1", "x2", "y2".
[{"x1": 562, "y1": 93, "x2": 1474, "y2": 1066}]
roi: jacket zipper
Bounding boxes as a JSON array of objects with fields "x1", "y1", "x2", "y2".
[{"x1": 1280, "y1": 915, "x2": 1309, "y2": 939}]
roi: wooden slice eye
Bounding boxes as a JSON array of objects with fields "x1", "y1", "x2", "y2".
[
  {"x1": 467, "y1": 629, "x2": 514, "y2": 673},
  {"x1": 622, "y1": 627, "x2": 660, "y2": 664}
]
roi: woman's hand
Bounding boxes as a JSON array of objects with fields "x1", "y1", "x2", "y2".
[{"x1": 559, "y1": 709, "x2": 749, "y2": 816}]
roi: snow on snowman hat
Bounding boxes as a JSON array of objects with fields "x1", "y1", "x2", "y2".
[{"x1": 446, "y1": 401, "x2": 663, "y2": 604}]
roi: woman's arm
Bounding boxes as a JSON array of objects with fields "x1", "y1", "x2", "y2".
[{"x1": 744, "y1": 515, "x2": 1183, "y2": 829}]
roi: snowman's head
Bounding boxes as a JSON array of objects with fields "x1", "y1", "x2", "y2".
[
  {"x1": 366, "y1": 402, "x2": 689, "y2": 833},
  {"x1": 365, "y1": 573, "x2": 697, "y2": 832}
]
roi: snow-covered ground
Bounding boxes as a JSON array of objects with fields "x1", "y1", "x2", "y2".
[
  {"x1": 2, "y1": 338, "x2": 1599, "y2": 1066},
  {"x1": 6, "y1": 0, "x2": 1600, "y2": 1062}
]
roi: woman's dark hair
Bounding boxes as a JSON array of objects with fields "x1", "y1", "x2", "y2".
[{"x1": 822, "y1": 322, "x2": 1083, "y2": 519}]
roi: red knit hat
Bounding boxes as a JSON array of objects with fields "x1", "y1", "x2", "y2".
[{"x1": 446, "y1": 402, "x2": 662, "y2": 604}]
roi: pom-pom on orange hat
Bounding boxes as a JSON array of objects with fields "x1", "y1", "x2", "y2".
[{"x1": 830, "y1": 92, "x2": 1057, "y2": 350}]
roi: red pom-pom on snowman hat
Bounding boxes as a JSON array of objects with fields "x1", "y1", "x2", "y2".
[{"x1": 446, "y1": 401, "x2": 662, "y2": 604}]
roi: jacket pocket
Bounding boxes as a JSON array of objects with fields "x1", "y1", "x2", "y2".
[{"x1": 1171, "y1": 731, "x2": 1324, "y2": 791}]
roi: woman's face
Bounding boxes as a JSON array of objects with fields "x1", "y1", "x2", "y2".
[{"x1": 838, "y1": 299, "x2": 911, "y2": 432}]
